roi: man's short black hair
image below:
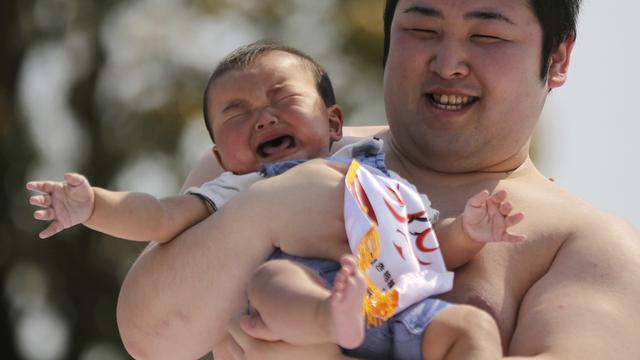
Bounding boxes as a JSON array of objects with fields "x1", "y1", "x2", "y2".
[
  {"x1": 383, "y1": 0, "x2": 581, "y2": 79},
  {"x1": 202, "y1": 40, "x2": 336, "y2": 142}
]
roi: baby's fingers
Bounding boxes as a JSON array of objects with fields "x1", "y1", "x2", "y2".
[
  {"x1": 64, "y1": 173, "x2": 87, "y2": 187},
  {"x1": 468, "y1": 190, "x2": 490, "y2": 208},
  {"x1": 26, "y1": 181, "x2": 59, "y2": 194},
  {"x1": 502, "y1": 232, "x2": 527, "y2": 243},
  {"x1": 489, "y1": 190, "x2": 507, "y2": 204},
  {"x1": 34, "y1": 208, "x2": 56, "y2": 221},
  {"x1": 29, "y1": 195, "x2": 51, "y2": 208},
  {"x1": 505, "y1": 212, "x2": 525, "y2": 228},
  {"x1": 499, "y1": 201, "x2": 513, "y2": 215},
  {"x1": 39, "y1": 221, "x2": 65, "y2": 239}
]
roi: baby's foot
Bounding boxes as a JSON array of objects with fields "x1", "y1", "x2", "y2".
[{"x1": 331, "y1": 255, "x2": 367, "y2": 349}]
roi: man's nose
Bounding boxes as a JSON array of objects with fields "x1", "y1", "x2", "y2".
[
  {"x1": 254, "y1": 110, "x2": 279, "y2": 131},
  {"x1": 428, "y1": 40, "x2": 470, "y2": 79}
]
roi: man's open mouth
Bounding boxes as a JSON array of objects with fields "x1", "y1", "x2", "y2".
[
  {"x1": 428, "y1": 93, "x2": 479, "y2": 111},
  {"x1": 257, "y1": 135, "x2": 296, "y2": 158}
]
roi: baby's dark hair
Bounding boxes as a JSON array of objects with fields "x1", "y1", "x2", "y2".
[{"x1": 202, "y1": 40, "x2": 336, "y2": 142}]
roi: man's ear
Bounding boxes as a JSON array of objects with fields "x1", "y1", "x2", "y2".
[
  {"x1": 327, "y1": 105, "x2": 344, "y2": 142},
  {"x1": 212, "y1": 145, "x2": 227, "y2": 170},
  {"x1": 547, "y1": 34, "x2": 576, "y2": 89}
]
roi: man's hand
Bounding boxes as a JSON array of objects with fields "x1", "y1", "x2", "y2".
[
  {"x1": 238, "y1": 313, "x2": 280, "y2": 342},
  {"x1": 462, "y1": 190, "x2": 526, "y2": 243},
  {"x1": 26, "y1": 173, "x2": 95, "y2": 238},
  {"x1": 227, "y1": 314, "x2": 350, "y2": 360}
]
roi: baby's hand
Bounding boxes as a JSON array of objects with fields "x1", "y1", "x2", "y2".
[
  {"x1": 26, "y1": 173, "x2": 95, "y2": 239},
  {"x1": 462, "y1": 190, "x2": 526, "y2": 243}
]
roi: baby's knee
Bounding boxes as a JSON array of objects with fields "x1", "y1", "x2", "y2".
[
  {"x1": 427, "y1": 304, "x2": 500, "y2": 345},
  {"x1": 248, "y1": 260, "x2": 290, "y2": 297},
  {"x1": 454, "y1": 305, "x2": 499, "y2": 339},
  {"x1": 422, "y1": 305, "x2": 502, "y2": 360}
]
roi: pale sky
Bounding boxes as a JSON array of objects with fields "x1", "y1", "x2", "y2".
[{"x1": 537, "y1": 0, "x2": 639, "y2": 228}]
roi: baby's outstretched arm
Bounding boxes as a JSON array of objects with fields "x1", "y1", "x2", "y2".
[
  {"x1": 27, "y1": 173, "x2": 95, "y2": 238},
  {"x1": 27, "y1": 173, "x2": 209, "y2": 242},
  {"x1": 436, "y1": 190, "x2": 526, "y2": 270}
]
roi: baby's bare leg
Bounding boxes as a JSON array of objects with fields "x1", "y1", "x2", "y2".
[
  {"x1": 421, "y1": 305, "x2": 502, "y2": 360},
  {"x1": 247, "y1": 256, "x2": 366, "y2": 349},
  {"x1": 330, "y1": 256, "x2": 368, "y2": 348}
]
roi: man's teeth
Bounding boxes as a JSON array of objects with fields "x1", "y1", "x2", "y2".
[{"x1": 431, "y1": 94, "x2": 474, "y2": 110}]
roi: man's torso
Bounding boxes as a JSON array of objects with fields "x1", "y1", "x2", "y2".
[{"x1": 381, "y1": 135, "x2": 583, "y2": 346}]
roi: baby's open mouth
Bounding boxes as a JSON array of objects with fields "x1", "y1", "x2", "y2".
[{"x1": 257, "y1": 135, "x2": 296, "y2": 158}]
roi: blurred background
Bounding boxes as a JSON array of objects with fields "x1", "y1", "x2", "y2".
[{"x1": 1, "y1": 0, "x2": 637, "y2": 359}]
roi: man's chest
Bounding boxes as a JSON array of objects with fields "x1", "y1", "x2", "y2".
[
  {"x1": 438, "y1": 239, "x2": 553, "y2": 345},
  {"x1": 442, "y1": 250, "x2": 517, "y2": 331}
]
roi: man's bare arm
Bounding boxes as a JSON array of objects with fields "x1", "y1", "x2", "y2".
[
  {"x1": 180, "y1": 149, "x2": 222, "y2": 192},
  {"x1": 117, "y1": 160, "x2": 349, "y2": 359},
  {"x1": 507, "y1": 215, "x2": 640, "y2": 359},
  {"x1": 225, "y1": 317, "x2": 358, "y2": 360}
]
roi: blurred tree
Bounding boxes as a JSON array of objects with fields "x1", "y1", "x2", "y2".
[{"x1": 1, "y1": 0, "x2": 35, "y2": 358}]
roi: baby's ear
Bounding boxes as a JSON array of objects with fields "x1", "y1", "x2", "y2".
[
  {"x1": 327, "y1": 104, "x2": 344, "y2": 141},
  {"x1": 212, "y1": 146, "x2": 227, "y2": 170}
]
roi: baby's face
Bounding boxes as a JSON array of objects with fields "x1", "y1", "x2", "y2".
[{"x1": 206, "y1": 51, "x2": 342, "y2": 174}]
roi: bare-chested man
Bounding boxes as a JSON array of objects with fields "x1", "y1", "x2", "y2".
[{"x1": 116, "y1": 0, "x2": 640, "y2": 359}]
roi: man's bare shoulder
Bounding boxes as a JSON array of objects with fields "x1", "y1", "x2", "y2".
[
  {"x1": 545, "y1": 183, "x2": 640, "y2": 282},
  {"x1": 521, "y1": 176, "x2": 637, "y2": 247},
  {"x1": 512, "y1": 175, "x2": 638, "y2": 269},
  {"x1": 508, "y1": 177, "x2": 640, "y2": 357},
  {"x1": 342, "y1": 125, "x2": 388, "y2": 138},
  {"x1": 550, "y1": 188, "x2": 640, "y2": 291}
]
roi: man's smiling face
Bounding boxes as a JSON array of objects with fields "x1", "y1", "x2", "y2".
[{"x1": 383, "y1": 0, "x2": 569, "y2": 172}]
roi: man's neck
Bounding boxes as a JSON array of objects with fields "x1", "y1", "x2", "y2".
[{"x1": 381, "y1": 130, "x2": 538, "y2": 216}]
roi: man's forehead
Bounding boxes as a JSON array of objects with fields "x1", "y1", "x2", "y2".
[{"x1": 396, "y1": 0, "x2": 531, "y2": 20}]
